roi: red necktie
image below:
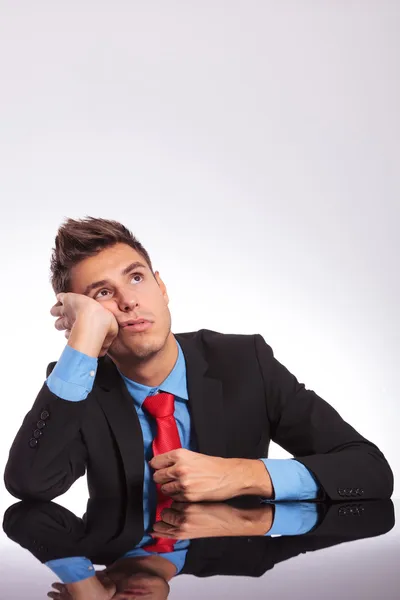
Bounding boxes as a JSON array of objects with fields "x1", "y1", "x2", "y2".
[{"x1": 142, "y1": 391, "x2": 182, "y2": 552}]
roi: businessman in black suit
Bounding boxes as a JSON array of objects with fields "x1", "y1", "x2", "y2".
[{"x1": 3, "y1": 216, "x2": 394, "y2": 510}]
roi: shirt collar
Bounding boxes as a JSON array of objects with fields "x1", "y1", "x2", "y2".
[{"x1": 116, "y1": 338, "x2": 189, "y2": 408}]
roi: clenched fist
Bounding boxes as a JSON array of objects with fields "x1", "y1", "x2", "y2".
[
  {"x1": 50, "y1": 292, "x2": 119, "y2": 357},
  {"x1": 150, "y1": 448, "x2": 274, "y2": 502}
]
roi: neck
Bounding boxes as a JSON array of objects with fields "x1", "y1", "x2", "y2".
[{"x1": 109, "y1": 332, "x2": 178, "y2": 387}]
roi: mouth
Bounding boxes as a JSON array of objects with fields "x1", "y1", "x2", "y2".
[{"x1": 121, "y1": 321, "x2": 152, "y2": 333}]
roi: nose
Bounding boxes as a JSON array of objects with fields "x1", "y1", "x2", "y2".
[{"x1": 117, "y1": 291, "x2": 139, "y2": 312}]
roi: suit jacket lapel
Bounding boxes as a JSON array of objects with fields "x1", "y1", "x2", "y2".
[
  {"x1": 95, "y1": 356, "x2": 145, "y2": 507},
  {"x1": 175, "y1": 333, "x2": 227, "y2": 458}
]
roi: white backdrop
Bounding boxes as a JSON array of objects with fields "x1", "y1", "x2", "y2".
[{"x1": 0, "y1": 1, "x2": 398, "y2": 514}]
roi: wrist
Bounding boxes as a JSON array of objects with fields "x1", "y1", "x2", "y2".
[
  {"x1": 68, "y1": 313, "x2": 109, "y2": 358},
  {"x1": 65, "y1": 574, "x2": 99, "y2": 598},
  {"x1": 240, "y1": 504, "x2": 275, "y2": 535},
  {"x1": 232, "y1": 458, "x2": 274, "y2": 498}
]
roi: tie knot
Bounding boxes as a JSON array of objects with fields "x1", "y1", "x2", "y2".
[{"x1": 142, "y1": 391, "x2": 175, "y2": 418}]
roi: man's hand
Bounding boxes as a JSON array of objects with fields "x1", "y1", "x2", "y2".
[
  {"x1": 50, "y1": 292, "x2": 119, "y2": 357},
  {"x1": 151, "y1": 501, "x2": 274, "y2": 539},
  {"x1": 47, "y1": 573, "x2": 116, "y2": 600},
  {"x1": 150, "y1": 448, "x2": 274, "y2": 501}
]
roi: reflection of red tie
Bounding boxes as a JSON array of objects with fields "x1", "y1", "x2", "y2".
[{"x1": 142, "y1": 391, "x2": 181, "y2": 552}]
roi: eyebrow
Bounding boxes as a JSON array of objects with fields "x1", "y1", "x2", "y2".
[{"x1": 83, "y1": 261, "x2": 148, "y2": 295}]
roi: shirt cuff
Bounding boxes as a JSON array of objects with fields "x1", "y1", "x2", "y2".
[
  {"x1": 45, "y1": 557, "x2": 96, "y2": 583},
  {"x1": 267, "y1": 502, "x2": 319, "y2": 536},
  {"x1": 46, "y1": 344, "x2": 98, "y2": 401},
  {"x1": 260, "y1": 458, "x2": 320, "y2": 501}
]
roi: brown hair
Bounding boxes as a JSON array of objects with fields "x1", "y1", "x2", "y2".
[{"x1": 49, "y1": 216, "x2": 155, "y2": 294}]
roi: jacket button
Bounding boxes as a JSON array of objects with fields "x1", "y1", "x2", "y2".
[
  {"x1": 33, "y1": 429, "x2": 42, "y2": 439},
  {"x1": 37, "y1": 420, "x2": 46, "y2": 429},
  {"x1": 29, "y1": 438, "x2": 38, "y2": 448},
  {"x1": 40, "y1": 410, "x2": 50, "y2": 420}
]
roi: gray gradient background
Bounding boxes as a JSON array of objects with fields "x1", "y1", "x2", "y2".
[
  {"x1": 0, "y1": 0, "x2": 399, "y2": 582},
  {"x1": 0, "y1": 1, "x2": 399, "y2": 597}
]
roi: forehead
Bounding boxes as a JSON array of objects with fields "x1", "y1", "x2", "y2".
[{"x1": 70, "y1": 243, "x2": 146, "y2": 291}]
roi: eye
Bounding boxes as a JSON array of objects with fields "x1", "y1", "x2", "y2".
[
  {"x1": 130, "y1": 272, "x2": 144, "y2": 283},
  {"x1": 94, "y1": 272, "x2": 144, "y2": 299}
]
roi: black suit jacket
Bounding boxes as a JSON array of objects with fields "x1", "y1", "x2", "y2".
[
  {"x1": 3, "y1": 329, "x2": 394, "y2": 515},
  {"x1": 2, "y1": 496, "x2": 395, "y2": 577}
]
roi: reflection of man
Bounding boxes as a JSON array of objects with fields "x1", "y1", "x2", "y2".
[
  {"x1": 4, "y1": 216, "x2": 394, "y2": 513},
  {"x1": 3, "y1": 497, "x2": 395, "y2": 600}
]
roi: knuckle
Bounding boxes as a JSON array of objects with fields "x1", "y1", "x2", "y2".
[
  {"x1": 175, "y1": 466, "x2": 184, "y2": 478},
  {"x1": 180, "y1": 479, "x2": 190, "y2": 492},
  {"x1": 171, "y1": 513, "x2": 184, "y2": 526}
]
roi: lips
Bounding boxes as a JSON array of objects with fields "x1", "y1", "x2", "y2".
[
  {"x1": 121, "y1": 319, "x2": 150, "y2": 327},
  {"x1": 121, "y1": 320, "x2": 153, "y2": 333}
]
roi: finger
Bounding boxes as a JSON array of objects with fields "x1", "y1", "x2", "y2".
[
  {"x1": 161, "y1": 480, "x2": 184, "y2": 495},
  {"x1": 152, "y1": 530, "x2": 177, "y2": 538},
  {"x1": 54, "y1": 317, "x2": 70, "y2": 331},
  {"x1": 152, "y1": 522, "x2": 177, "y2": 536},
  {"x1": 64, "y1": 329, "x2": 71, "y2": 339},
  {"x1": 50, "y1": 303, "x2": 63, "y2": 317},
  {"x1": 153, "y1": 466, "x2": 178, "y2": 484},
  {"x1": 150, "y1": 450, "x2": 179, "y2": 470},
  {"x1": 160, "y1": 508, "x2": 186, "y2": 526},
  {"x1": 51, "y1": 583, "x2": 64, "y2": 590}
]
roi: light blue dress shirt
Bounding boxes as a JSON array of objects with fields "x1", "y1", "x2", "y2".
[{"x1": 44, "y1": 339, "x2": 319, "y2": 582}]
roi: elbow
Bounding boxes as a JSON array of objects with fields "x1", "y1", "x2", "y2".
[
  {"x1": 380, "y1": 462, "x2": 394, "y2": 499},
  {"x1": 4, "y1": 468, "x2": 60, "y2": 502},
  {"x1": 368, "y1": 449, "x2": 394, "y2": 499}
]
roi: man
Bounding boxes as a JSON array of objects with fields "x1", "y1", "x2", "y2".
[{"x1": 3, "y1": 216, "x2": 394, "y2": 513}]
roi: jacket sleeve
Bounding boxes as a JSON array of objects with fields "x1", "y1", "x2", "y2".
[
  {"x1": 3, "y1": 360, "x2": 89, "y2": 501},
  {"x1": 254, "y1": 334, "x2": 394, "y2": 501}
]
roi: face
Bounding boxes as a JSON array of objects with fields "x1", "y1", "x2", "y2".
[
  {"x1": 112, "y1": 572, "x2": 170, "y2": 600},
  {"x1": 69, "y1": 242, "x2": 173, "y2": 363}
]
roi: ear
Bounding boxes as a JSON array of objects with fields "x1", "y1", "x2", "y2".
[{"x1": 155, "y1": 271, "x2": 169, "y2": 303}]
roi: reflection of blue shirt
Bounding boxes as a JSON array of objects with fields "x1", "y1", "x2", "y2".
[{"x1": 45, "y1": 339, "x2": 319, "y2": 583}]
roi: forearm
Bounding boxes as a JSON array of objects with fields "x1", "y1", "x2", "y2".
[
  {"x1": 4, "y1": 385, "x2": 87, "y2": 500},
  {"x1": 65, "y1": 576, "x2": 105, "y2": 600},
  {"x1": 253, "y1": 333, "x2": 394, "y2": 501}
]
